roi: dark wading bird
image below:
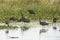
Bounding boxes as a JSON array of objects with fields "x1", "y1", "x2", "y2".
[
  {"x1": 28, "y1": 9, "x2": 35, "y2": 14},
  {"x1": 39, "y1": 21, "x2": 49, "y2": 26},
  {"x1": 52, "y1": 17, "x2": 57, "y2": 30},
  {"x1": 19, "y1": 17, "x2": 30, "y2": 23},
  {"x1": 17, "y1": 13, "x2": 30, "y2": 23},
  {"x1": 5, "y1": 21, "x2": 9, "y2": 34},
  {"x1": 39, "y1": 19, "x2": 49, "y2": 34},
  {"x1": 39, "y1": 19, "x2": 49, "y2": 26},
  {"x1": 9, "y1": 17, "x2": 18, "y2": 21},
  {"x1": 53, "y1": 17, "x2": 57, "y2": 23}
]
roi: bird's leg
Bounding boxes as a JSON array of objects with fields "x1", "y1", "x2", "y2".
[
  {"x1": 53, "y1": 23, "x2": 56, "y2": 27},
  {"x1": 53, "y1": 23, "x2": 57, "y2": 30}
]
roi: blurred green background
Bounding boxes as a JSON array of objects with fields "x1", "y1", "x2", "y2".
[{"x1": 0, "y1": 0, "x2": 60, "y2": 21}]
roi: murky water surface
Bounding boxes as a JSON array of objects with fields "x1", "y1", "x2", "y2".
[{"x1": 0, "y1": 23, "x2": 60, "y2": 40}]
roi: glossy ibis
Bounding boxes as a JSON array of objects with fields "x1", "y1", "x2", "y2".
[
  {"x1": 9, "y1": 17, "x2": 18, "y2": 21},
  {"x1": 53, "y1": 17, "x2": 57, "y2": 23},
  {"x1": 39, "y1": 20, "x2": 49, "y2": 26},
  {"x1": 39, "y1": 19, "x2": 49, "y2": 29},
  {"x1": 52, "y1": 17, "x2": 57, "y2": 30},
  {"x1": 19, "y1": 17, "x2": 30, "y2": 23},
  {"x1": 28, "y1": 9, "x2": 35, "y2": 14}
]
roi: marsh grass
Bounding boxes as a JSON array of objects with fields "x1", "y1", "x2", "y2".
[{"x1": 0, "y1": 0, "x2": 60, "y2": 21}]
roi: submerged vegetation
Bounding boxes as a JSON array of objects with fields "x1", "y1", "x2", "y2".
[{"x1": 0, "y1": 0, "x2": 60, "y2": 21}]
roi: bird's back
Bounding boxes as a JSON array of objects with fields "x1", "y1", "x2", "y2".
[{"x1": 40, "y1": 21, "x2": 49, "y2": 26}]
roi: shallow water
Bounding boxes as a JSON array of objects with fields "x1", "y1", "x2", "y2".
[{"x1": 0, "y1": 24, "x2": 60, "y2": 40}]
